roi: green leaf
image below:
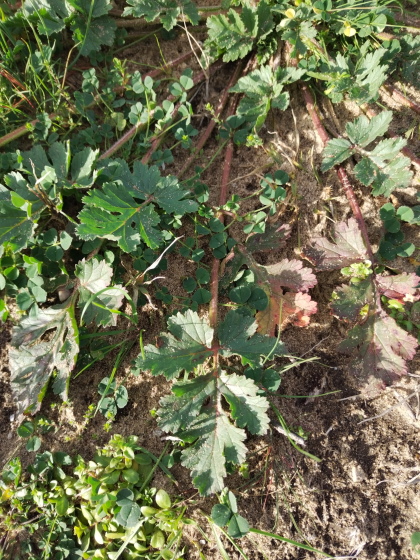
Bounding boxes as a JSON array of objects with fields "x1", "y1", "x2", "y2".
[
  {"x1": 115, "y1": 501, "x2": 141, "y2": 528},
  {"x1": 17, "y1": 421, "x2": 35, "y2": 438},
  {"x1": 26, "y1": 436, "x2": 41, "y2": 452},
  {"x1": 227, "y1": 513, "x2": 249, "y2": 538},
  {"x1": 321, "y1": 138, "x2": 352, "y2": 171},
  {"x1": 211, "y1": 504, "x2": 232, "y2": 527},
  {"x1": 218, "y1": 309, "x2": 286, "y2": 365},
  {"x1": 77, "y1": 183, "x2": 163, "y2": 251},
  {"x1": 158, "y1": 369, "x2": 269, "y2": 495},
  {"x1": 71, "y1": 14, "x2": 116, "y2": 56},
  {"x1": 76, "y1": 258, "x2": 127, "y2": 327},
  {"x1": 346, "y1": 111, "x2": 392, "y2": 147},
  {"x1": 206, "y1": 6, "x2": 258, "y2": 63},
  {"x1": 123, "y1": 0, "x2": 199, "y2": 30},
  {"x1": 134, "y1": 310, "x2": 214, "y2": 379},
  {"x1": 10, "y1": 304, "x2": 79, "y2": 423}
]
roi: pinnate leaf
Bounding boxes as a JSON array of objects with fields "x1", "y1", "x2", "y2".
[
  {"x1": 206, "y1": 7, "x2": 258, "y2": 62},
  {"x1": 159, "y1": 371, "x2": 268, "y2": 495},
  {"x1": 123, "y1": 0, "x2": 199, "y2": 30}
]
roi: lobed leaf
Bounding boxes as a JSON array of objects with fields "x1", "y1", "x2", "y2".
[
  {"x1": 123, "y1": 0, "x2": 199, "y2": 30},
  {"x1": 303, "y1": 218, "x2": 368, "y2": 271},
  {"x1": 10, "y1": 304, "x2": 79, "y2": 423},
  {"x1": 133, "y1": 310, "x2": 214, "y2": 379},
  {"x1": 158, "y1": 370, "x2": 268, "y2": 495}
]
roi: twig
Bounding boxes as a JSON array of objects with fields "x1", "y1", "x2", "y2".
[
  {"x1": 383, "y1": 84, "x2": 420, "y2": 115},
  {"x1": 0, "y1": 114, "x2": 56, "y2": 149},
  {"x1": 178, "y1": 60, "x2": 244, "y2": 178},
  {"x1": 301, "y1": 83, "x2": 375, "y2": 263},
  {"x1": 271, "y1": 423, "x2": 306, "y2": 447},
  {"x1": 357, "y1": 388, "x2": 420, "y2": 424}
]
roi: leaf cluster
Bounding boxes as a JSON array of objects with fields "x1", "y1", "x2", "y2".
[{"x1": 0, "y1": 434, "x2": 186, "y2": 560}]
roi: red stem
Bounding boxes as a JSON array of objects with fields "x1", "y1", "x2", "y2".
[
  {"x1": 208, "y1": 95, "x2": 239, "y2": 330},
  {"x1": 99, "y1": 62, "x2": 222, "y2": 161},
  {"x1": 0, "y1": 113, "x2": 56, "y2": 149},
  {"x1": 178, "y1": 61, "x2": 244, "y2": 178},
  {"x1": 301, "y1": 84, "x2": 375, "y2": 263},
  {"x1": 384, "y1": 84, "x2": 420, "y2": 115},
  {"x1": 144, "y1": 50, "x2": 196, "y2": 80}
]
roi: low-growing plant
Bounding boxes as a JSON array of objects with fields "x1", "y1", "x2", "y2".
[{"x1": 0, "y1": 435, "x2": 187, "y2": 560}]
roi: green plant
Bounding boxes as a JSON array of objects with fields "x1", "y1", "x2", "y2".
[{"x1": 0, "y1": 435, "x2": 187, "y2": 560}]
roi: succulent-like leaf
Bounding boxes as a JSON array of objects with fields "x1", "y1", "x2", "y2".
[
  {"x1": 303, "y1": 218, "x2": 368, "y2": 271},
  {"x1": 10, "y1": 304, "x2": 79, "y2": 422}
]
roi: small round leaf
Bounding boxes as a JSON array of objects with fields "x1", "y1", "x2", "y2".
[{"x1": 211, "y1": 504, "x2": 232, "y2": 527}]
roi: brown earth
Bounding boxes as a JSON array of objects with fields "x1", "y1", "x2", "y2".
[{"x1": 0, "y1": 10, "x2": 419, "y2": 560}]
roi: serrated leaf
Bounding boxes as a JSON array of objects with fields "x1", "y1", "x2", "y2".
[
  {"x1": 160, "y1": 369, "x2": 268, "y2": 495},
  {"x1": 339, "y1": 311, "x2": 417, "y2": 391},
  {"x1": 218, "y1": 309, "x2": 286, "y2": 364},
  {"x1": 246, "y1": 223, "x2": 291, "y2": 252},
  {"x1": 230, "y1": 65, "x2": 301, "y2": 129},
  {"x1": 71, "y1": 15, "x2": 116, "y2": 56},
  {"x1": 321, "y1": 138, "x2": 352, "y2": 172},
  {"x1": 346, "y1": 111, "x2": 392, "y2": 147},
  {"x1": 77, "y1": 183, "x2": 162, "y2": 251},
  {"x1": 331, "y1": 279, "x2": 372, "y2": 322},
  {"x1": 303, "y1": 219, "x2": 368, "y2": 271},
  {"x1": 75, "y1": 258, "x2": 113, "y2": 293},
  {"x1": 134, "y1": 310, "x2": 214, "y2": 379},
  {"x1": 376, "y1": 273, "x2": 420, "y2": 301},
  {"x1": 123, "y1": 0, "x2": 199, "y2": 30},
  {"x1": 10, "y1": 304, "x2": 79, "y2": 422},
  {"x1": 370, "y1": 156, "x2": 412, "y2": 197},
  {"x1": 206, "y1": 7, "x2": 258, "y2": 63}
]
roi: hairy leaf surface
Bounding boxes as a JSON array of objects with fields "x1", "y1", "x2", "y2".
[
  {"x1": 10, "y1": 304, "x2": 79, "y2": 422},
  {"x1": 303, "y1": 218, "x2": 368, "y2": 271},
  {"x1": 123, "y1": 0, "x2": 199, "y2": 30},
  {"x1": 158, "y1": 370, "x2": 268, "y2": 495}
]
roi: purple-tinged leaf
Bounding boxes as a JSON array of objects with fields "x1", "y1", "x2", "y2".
[
  {"x1": 263, "y1": 259, "x2": 317, "y2": 292},
  {"x1": 303, "y1": 218, "x2": 368, "y2": 271},
  {"x1": 376, "y1": 273, "x2": 420, "y2": 302},
  {"x1": 338, "y1": 311, "x2": 417, "y2": 391},
  {"x1": 246, "y1": 223, "x2": 291, "y2": 252}
]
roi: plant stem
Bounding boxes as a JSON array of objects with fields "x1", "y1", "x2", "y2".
[
  {"x1": 99, "y1": 61, "x2": 223, "y2": 161},
  {"x1": 208, "y1": 94, "x2": 239, "y2": 330},
  {"x1": 384, "y1": 84, "x2": 420, "y2": 115},
  {"x1": 178, "y1": 60, "x2": 244, "y2": 178},
  {"x1": 301, "y1": 84, "x2": 375, "y2": 263},
  {"x1": 0, "y1": 114, "x2": 57, "y2": 148}
]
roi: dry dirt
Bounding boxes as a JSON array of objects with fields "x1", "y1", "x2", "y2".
[{"x1": 1, "y1": 12, "x2": 420, "y2": 560}]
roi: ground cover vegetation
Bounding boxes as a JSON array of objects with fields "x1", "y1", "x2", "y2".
[{"x1": 0, "y1": 0, "x2": 419, "y2": 558}]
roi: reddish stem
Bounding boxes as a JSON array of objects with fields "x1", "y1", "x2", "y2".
[
  {"x1": 301, "y1": 84, "x2": 375, "y2": 263},
  {"x1": 208, "y1": 95, "x2": 239, "y2": 330},
  {"x1": 0, "y1": 113, "x2": 57, "y2": 149},
  {"x1": 99, "y1": 62, "x2": 222, "y2": 161},
  {"x1": 384, "y1": 84, "x2": 420, "y2": 116},
  {"x1": 178, "y1": 61, "x2": 244, "y2": 178}
]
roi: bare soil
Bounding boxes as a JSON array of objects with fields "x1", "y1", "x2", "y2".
[{"x1": 1, "y1": 18, "x2": 419, "y2": 560}]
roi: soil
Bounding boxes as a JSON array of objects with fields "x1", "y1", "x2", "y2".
[{"x1": 1, "y1": 9, "x2": 420, "y2": 560}]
